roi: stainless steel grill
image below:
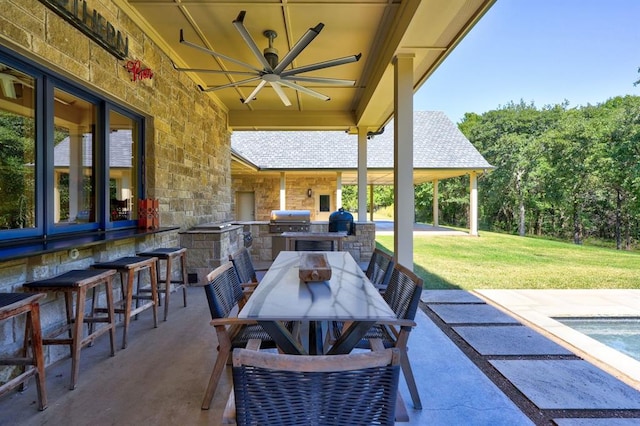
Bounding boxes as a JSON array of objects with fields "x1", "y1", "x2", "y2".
[{"x1": 269, "y1": 210, "x2": 310, "y2": 233}]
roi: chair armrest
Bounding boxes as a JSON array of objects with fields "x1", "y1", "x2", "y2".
[
  {"x1": 241, "y1": 282, "x2": 258, "y2": 291},
  {"x1": 375, "y1": 318, "x2": 416, "y2": 328}
]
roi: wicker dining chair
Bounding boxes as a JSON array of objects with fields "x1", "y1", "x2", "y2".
[
  {"x1": 200, "y1": 262, "x2": 292, "y2": 410},
  {"x1": 228, "y1": 247, "x2": 266, "y2": 286},
  {"x1": 230, "y1": 347, "x2": 401, "y2": 426},
  {"x1": 365, "y1": 248, "x2": 395, "y2": 293},
  {"x1": 331, "y1": 262, "x2": 423, "y2": 410}
]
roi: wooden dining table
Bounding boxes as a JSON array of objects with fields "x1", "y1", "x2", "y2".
[{"x1": 238, "y1": 250, "x2": 412, "y2": 355}]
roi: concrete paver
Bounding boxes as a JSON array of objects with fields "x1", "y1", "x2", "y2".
[
  {"x1": 490, "y1": 359, "x2": 640, "y2": 410},
  {"x1": 453, "y1": 325, "x2": 574, "y2": 355},
  {"x1": 429, "y1": 303, "x2": 521, "y2": 324}
]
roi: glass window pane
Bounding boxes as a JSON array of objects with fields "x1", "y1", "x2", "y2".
[
  {"x1": 53, "y1": 89, "x2": 96, "y2": 225},
  {"x1": 109, "y1": 110, "x2": 138, "y2": 222},
  {"x1": 0, "y1": 64, "x2": 36, "y2": 230},
  {"x1": 320, "y1": 194, "x2": 331, "y2": 212}
]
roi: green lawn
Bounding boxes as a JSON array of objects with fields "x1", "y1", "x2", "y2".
[{"x1": 375, "y1": 231, "x2": 640, "y2": 290}]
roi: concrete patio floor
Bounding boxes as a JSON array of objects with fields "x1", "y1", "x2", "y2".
[{"x1": 1, "y1": 286, "x2": 639, "y2": 425}]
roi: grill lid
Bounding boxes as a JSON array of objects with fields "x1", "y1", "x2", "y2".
[{"x1": 270, "y1": 210, "x2": 311, "y2": 223}]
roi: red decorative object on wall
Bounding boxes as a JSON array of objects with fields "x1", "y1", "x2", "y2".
[
  {"x1": 138, "y1": 199, "x2": 159, "y2": 229},
  {"x1": 126, "y1": 60, "x2": 153, "y2": 82}
]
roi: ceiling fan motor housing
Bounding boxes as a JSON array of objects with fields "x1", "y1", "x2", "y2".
[
  {"x1": 263, "y1": 30, "x2": 279, "y2": 69},
  {"x1": 263, "y1": 47, "x2": 278, "y2": 69}
]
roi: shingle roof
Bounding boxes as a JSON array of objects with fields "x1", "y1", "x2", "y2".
[
  {"x1": 54, "y1": 130, "x2": 133, "y2": 168},
  {"x1": 231, "y1": 111, "x2": 493, "y2": 171}
]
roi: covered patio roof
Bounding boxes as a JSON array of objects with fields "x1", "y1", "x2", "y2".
[
  {"x1": 117, "y1": 0, "x2": 497, "y2": 264},
  {"x1": 231, "y1": 111, "x2": 494, "y2": 185},
  {"x1": 116, "y1": 0, "x2": 495, "y2": 132}
]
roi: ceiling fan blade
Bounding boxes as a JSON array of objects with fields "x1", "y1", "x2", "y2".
[
  {"x1": 242, "y1": 80, "x2": 268, "y2": 104},
  {"x1": 180, "y1": 29, "x2": 263, "y2": 73},
  {"x1": 233, "y1": 11, "x2": 274, "y2": 72},
  {"x1": 279, "y1": 80, "x2": 330, "y2": 101},
  {"x1": 198, "y1": 76, "x2": 262, "y2": 92},
  {"x1": 283, "y1": 76, "x2": 356, "y2": 86},
  {"x1": 269, "y1": 82, "x2": 292, "y2": 106},
  {"x1": 172, "y1": 63, "x2": 257, "y2": 76},
  {"x1": 273, "y1": 23, "x2": 324, "y2": 74},
  {"x1": 281, "y1": 54, "x2": 361, "y2": 77}
]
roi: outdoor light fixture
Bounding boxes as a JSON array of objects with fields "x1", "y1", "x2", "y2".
[{"x1": 307, "y1": 189, "x2": 312, "y2": 198}]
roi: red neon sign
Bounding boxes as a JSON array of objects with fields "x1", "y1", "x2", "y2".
[{"x1": 126, "y1": 60, "x2": 153, "y2": 82}]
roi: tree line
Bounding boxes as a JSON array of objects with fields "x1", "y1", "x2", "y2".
[
  {"x1": 343, "y1": 95, "x2": 640, "y2": 250},
  {"x1": 459, "y1": 96, "x2": 640, "y2": 249}
]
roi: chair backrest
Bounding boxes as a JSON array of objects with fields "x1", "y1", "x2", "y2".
[
  {"x1": 383, "y1": 263, "x2": 423, "y2": 321},
  {"x1": 232, "y1": 348, "x2": 401, "y2": 426},
  {"x1": 202, "y1": 262, "x2": 245, "y2": 319},
  {"x1": 229, "y1": 247, "x2": 258, "y2": 284},
  {"x1": 366, "y1": 248, "x2": 395, "y2": 290}
]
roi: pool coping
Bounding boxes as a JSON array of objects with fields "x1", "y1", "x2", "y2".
[{"x1": 474, "y1": 289, "x2": 640, "y2": 390}]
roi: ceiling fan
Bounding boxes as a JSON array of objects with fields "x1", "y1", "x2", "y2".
[{"x1": 174, "y1": 11, "x2": 361, "y2": 106}]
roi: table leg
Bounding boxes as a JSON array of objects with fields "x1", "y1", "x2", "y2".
[
  {"x1": 308, "y1": 321, "x2": 324, "y2": 355},
  {"x1": 258, "y1": 321, "x2": 307, "y2": 355},
  {"x1": 326, "y1": 321, "x2": 374, "y2": 355}
]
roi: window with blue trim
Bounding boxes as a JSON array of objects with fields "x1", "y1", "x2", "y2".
[{"x1": 0, "y1": 52, "x2": 144, "y2": 241}]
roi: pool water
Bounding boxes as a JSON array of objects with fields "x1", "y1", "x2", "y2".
[{"x1": 556, "y1": 317, "x2": 640, "y2": 362}]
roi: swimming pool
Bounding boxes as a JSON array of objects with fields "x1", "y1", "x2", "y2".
[{"x1": 555, "y1": 317, "x2": 640, "y2": 362}]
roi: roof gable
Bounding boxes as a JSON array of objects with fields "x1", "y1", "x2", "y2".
[{"x1": 231, "y1": 111, "x2": 493, "y2": 171}]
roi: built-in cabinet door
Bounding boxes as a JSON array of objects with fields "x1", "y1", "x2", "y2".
[{"x1": 236, "y1": 191, "x2": 255, "y2": 221}]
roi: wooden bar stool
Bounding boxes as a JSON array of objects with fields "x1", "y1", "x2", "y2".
[
  {"x1": 92, "y1": 256, "x2": 158, "y2": 349},
  {"x1": 137, "y1": 247, "x2": 188, "y2": 321},
  {"x1": 22, "y1": 269, "x2": 117, "y2": 390},
  {"x1": 0, "y1": 293, "x2": 47, "y2": 410}
]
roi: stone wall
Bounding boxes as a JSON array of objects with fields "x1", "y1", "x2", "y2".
[
  {"x1": 231, "y1": 175, "x2": 281, "y2": 221},
  {"x1": 0, "y1": 1, "x2": 231, "y2": 371},
  {"x1": 179, "y1": 225, "x2": 245, "y2": 284},
  {"x1": 232, "y1": 172, "x2": 339, "y2": 221}
]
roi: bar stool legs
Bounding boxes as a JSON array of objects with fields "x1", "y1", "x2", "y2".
[
  {"x1": 23, "y1": 270, "x2": 117, "y2": 390},
  {"x1": 92, "y1": 256, "x2": 159, "y2": 349},
  {"x1": 0, "y1": 293, "x2": 47, "y2": 410},
  {"x1": 137, "y1": 248, "x2": 188, "y2": 321}
]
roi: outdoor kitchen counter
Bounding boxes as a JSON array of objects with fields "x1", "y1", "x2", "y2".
[
  {"x1": 233, "y1": 221, "x2": 377, "y2": 265},
  {"x1": 281, "y1": 231, "x2": 348, "y2": 251}
]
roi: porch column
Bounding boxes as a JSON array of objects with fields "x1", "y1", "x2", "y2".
[
  {"x1": 369, "y1": 184, "x2": 374, "y2": 222},
  {"x1": 336, "y1": 172, "x2": 343, "y2": 209},
  {"x1": 279, "y1": 172, "x2": 286, "y2": 210},
  {"x1": 393, "y1": 53, "x2": 414, "y2": 270},
  {"x1": 357, "y1": 126, "x2": 368, "y2": 221},
  {"x1": 433, "y1": 179, "x2": 439, "y2": 227},
  {"x1": 470, "y1": 171, "x2": 478, "y2": 236}
]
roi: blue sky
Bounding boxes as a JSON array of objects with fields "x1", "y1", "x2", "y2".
[{"x1": 415, "y1": 0, "x2": 640, "y2": 123}]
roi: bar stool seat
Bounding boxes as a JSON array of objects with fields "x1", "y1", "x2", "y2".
[
  {"x1": 137, "y1": 247, "x2": 188, "y2": 321},
  {"x1": 92, "y1": 256, "x2": 159, "y2": 349},
  {"x1": 23, "y1": 269, "x2": 117, "y2": 390},
  {"x1": 0, "y1": 293, "x2": 47, "y2": 410}
]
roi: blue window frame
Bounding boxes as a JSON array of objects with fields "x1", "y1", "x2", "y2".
[{"x1": 0, "y1": 47, "x2": 144, "y2": 241}]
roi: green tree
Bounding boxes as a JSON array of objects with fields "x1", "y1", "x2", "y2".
[{"x1": 0, "y1": 112, "x2": 35, "y2": 229}]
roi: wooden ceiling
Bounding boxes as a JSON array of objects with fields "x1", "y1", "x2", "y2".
[{"x1": 117, "y1": 0, "x2": 495, "y2": 131}]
